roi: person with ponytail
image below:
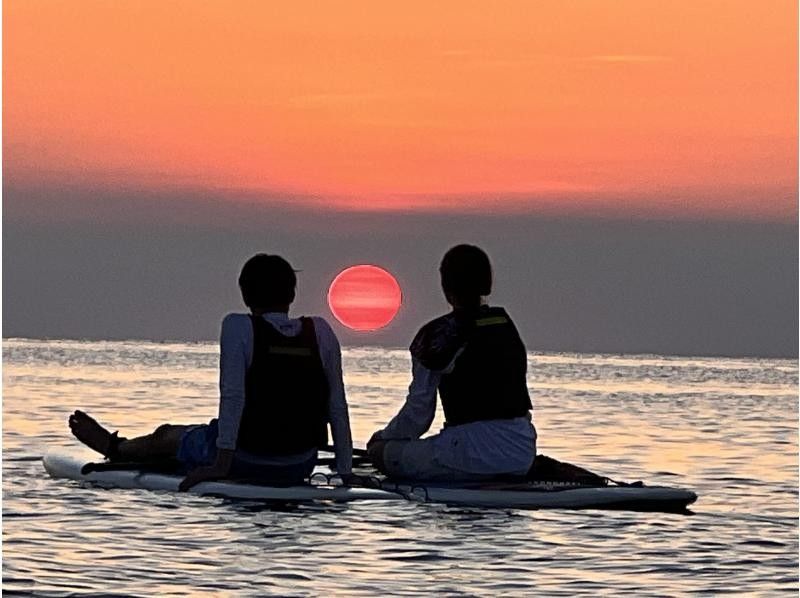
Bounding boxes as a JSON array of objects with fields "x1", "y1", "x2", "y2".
[{"x1": 367, "y1": 245, "x2": 536, "y2": 481}]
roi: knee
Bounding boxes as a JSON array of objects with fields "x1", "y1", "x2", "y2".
[
  {"x1": 151, "y1": 423, "x2": 185, "y2": 454},
  {"x1": 154, "y1": 423, "x2": 176, "y2": 436}
]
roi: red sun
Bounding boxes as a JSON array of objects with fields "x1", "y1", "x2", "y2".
[{"x1": 328, "y1": 265, "x2": 402, "y2": 331}]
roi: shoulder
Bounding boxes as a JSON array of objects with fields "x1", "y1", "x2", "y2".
[
  {"x1": 413, "y1": 313, "x2": 453, "y2": 340},
  {"x1": 485, "y1": 306, "x2": 522, "y2": 332},
  {"x1": 222, "y1": 312, "x2": 251, "y2": 326},
  {"x1": 409, "y1": 313, "x2": 468, "y2": 371},
  {"x1": 308, "y1": 315, "x2": 336, "y2": 336},
  {"x1": 221, "y1": 313, "x2": 252, "y2": 336},
  {"x1": 308, "y1": 316, "x2": 341, "y2": 347},
  {"x1": 482, "y1": 306, "x2": 527, "y2": 349},
  {"x1": 477, "y1": 306, "x2": 515, "y2": 325}
]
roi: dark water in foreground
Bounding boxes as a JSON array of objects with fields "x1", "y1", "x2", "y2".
[{"x1": 3, "y1": 339, "x2": 798, "y2": 595}]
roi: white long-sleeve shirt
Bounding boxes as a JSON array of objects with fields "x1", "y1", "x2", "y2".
[
  {"x1": 216, "y1": 312, "x2": 353, "y2": 475},
  {"x1": 379, "y1": 357, "x2": 537, "y2": 475}
]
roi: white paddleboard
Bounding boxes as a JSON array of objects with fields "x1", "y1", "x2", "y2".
[
  {"x1": 43, "y1": 452, "x2": 697, "y2": 511},
  {"x1": 43, "y1": 452, "x2": 395, "y2": 502}
]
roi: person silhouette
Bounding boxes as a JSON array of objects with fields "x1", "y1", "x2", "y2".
[
  {"x1": 368, "y1": 244, "x2": 536, "y2": 481},
  {"x1": 69, "y1": 253, "x2": 354, "y2": 489}
]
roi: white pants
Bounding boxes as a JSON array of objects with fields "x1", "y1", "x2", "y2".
[{"x1": 381, "y1": 434, "x2": 535, "y2": 482}]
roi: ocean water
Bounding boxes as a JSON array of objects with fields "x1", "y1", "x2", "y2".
[{"x1": 3, "y1": 338, "x2": 797, "y2": 596}]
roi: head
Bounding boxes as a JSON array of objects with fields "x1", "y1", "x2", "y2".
[
  {"x1": 439, "y1": 244, "x2": 492, "y2": 308},
  {"x1": 238, "y1": 254, "x2": 297, "y2": 312}
]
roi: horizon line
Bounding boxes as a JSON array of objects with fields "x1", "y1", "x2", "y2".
[{"x1": 4, "y1": 335, "x2": 797, "y2": 361}]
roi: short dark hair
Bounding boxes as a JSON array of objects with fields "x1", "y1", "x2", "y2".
[
  {"x1": 440, "y1": 244, "x2": 492, "y2": 300},
  {"x1": 238, "y1": 254, "x2": 297, "y2": 308}
]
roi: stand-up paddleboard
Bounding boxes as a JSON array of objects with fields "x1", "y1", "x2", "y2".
[
  {"x1": 43, "y1": 452, "x2": 697, "y2": 511},
  {"x1": 43, "y1": 452, "x2": 394, "y2": 502}
]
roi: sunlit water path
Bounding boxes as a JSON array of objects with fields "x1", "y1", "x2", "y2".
[{"x1": 3, "y1": 339, "x2": 797, "y2": 595}]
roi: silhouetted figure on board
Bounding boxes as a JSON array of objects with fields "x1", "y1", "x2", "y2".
[
  {"x1": 69, "y1": 254, "x2": 355, "y2": 489},
  {"x1": 367, "y1": 244, "x2": 536, "y2": 481}
]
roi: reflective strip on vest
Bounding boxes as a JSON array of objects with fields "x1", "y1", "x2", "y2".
[{"x1": 475, "y1": 316, "x2": 509, "y2": 327}]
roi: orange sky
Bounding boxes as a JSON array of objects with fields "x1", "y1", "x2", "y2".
[{"x1": 4, "y1": 1, "x2": 797, "y2": 219}]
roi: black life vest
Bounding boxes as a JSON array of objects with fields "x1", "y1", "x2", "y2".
[
  {"x1": 237, "y1": 315, "x2": 329, "y2": 455},
  {"x1": 415, "y1": 306, "x2": 532, "y2": 427}
]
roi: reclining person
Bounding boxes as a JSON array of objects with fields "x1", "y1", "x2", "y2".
[
  {"x1": 367, "y1": 244, "x2": 536, "y2": 482},
  {"x1": 68, "y1": 253, "x2": 354, "y2": 489}
]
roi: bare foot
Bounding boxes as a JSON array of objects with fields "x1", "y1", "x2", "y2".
[{"x1": 68, "y1": 410, "x2": 125, "y2": 460}]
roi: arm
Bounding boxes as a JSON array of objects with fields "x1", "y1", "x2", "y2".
[
  {"x1": 215, "y1": 313, "x2": 250, "y2": 452},
  {"x1": 372, "y1": 357, "x2": 440, "y2": 442},
  {"x1": 180, "y1": 314, "x2": 249, "y2": 491},
  {"x1": 314, "y1": 318, "x2": 353, "y2": 476}
]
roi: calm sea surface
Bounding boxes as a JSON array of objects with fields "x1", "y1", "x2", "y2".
[{"x1": 3, "y1": 339, "x2": 798, "y2": 596}]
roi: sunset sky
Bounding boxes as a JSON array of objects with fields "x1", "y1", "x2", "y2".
[
  {"x1": 3, "y1": 1, "x2": 797, "y2": 356},
  {"x1": 5, "y1": 1, "x2": 797, "y2": 220}
]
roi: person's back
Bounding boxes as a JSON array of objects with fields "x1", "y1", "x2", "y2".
[
  {"x1": 237, "y1": 314, "x2": 328, "y2": 456},
  {"x1": 368, "y1": 245, "x2": 536, "y2": 482}
]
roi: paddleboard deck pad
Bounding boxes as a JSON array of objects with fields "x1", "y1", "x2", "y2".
[{"x1": 43, "y1": 452, "x2": 697, "y2": 512}]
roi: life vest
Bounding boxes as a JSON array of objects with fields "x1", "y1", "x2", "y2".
[
  {"x1": 237, "y1": 315, "x2": 329, "y2": 455},
  {"x1": 416, "y1": 306, "x2": 532, "y2": 427}
]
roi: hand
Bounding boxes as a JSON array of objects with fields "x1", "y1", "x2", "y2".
[{"x1": 179, "y1": 465, "x2": 225, "y2": 492}]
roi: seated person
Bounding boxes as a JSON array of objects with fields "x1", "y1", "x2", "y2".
[
  {"x1": 68, "y1": 253, "x2": 354, "y2": 489},
  {"x1": 367, "y1": 244, "x2": 536, "y2": 482}
]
